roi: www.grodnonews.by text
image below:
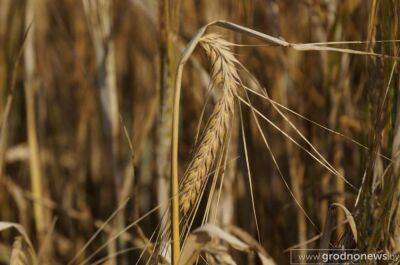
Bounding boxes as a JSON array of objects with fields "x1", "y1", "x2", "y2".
[{"x1": 290, "y1": 249, "x2": 400, "y2": 264}]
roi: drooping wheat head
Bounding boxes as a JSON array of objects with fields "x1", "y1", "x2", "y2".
[{"x1": 180, "y1": 34, "x2": 241, "y2": 215}]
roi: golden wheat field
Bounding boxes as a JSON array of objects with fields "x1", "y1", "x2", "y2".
[{"x1": 1, "y1": 0, "x2": 400, "y2": 264}]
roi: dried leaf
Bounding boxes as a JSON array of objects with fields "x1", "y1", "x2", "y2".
[
  {"x1": 332, "y1": 203, "x2": 357, "y2": 243},
  {"x1": 180, "y1": 223, "x2": 248, "y2": 265},
  {"x1": 0, "y1": 222, "x2": 34, "y2": 250}
]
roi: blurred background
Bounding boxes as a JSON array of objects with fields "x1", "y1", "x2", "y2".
[{"x1": 0, "y1": 0, "x2": 399, "y2": 264}]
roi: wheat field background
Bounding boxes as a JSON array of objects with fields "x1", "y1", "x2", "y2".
[{"x1": 0, "y1": 0, "x2": 400, "y2": 264}]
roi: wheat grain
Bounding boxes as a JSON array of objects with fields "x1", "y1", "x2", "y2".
[{"x1": 180, "y1": 34, "x2": 240, "y2": 214}]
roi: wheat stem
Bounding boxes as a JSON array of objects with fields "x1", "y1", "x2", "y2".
[
  {"x1": 24, "y1": 0, "x2": 46, "y2": 244},
  {"x1": 170, "y1": 23, "x2": 210, "y2": 265}
]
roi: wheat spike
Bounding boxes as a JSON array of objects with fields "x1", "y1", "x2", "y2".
[{"x1": 180, "y1": 34, "x2": 240, "y2": 214}]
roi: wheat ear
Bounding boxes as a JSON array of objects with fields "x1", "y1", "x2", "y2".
[{"x1": 180, "y1": 34, "x2": 240, "y2": 214}]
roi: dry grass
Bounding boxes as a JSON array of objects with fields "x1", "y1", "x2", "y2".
[{"x1": 1, "y1": 1, "x2": 400, "y2": 264}]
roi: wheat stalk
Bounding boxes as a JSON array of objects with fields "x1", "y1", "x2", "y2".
[{"x1": 180, "y1": 34, "x2": 239, "y2": 215}]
